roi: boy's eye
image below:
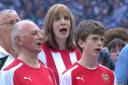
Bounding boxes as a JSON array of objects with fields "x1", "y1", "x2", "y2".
[
  {"x1": 92, "y1": 37, "x2": 98, "y2": 41},
  {"x1": 92, "y1": 37, "x2": 104, "y2": 42},
  {"x1": 101, "y1": 38, "x2": 104, "y2": 42}
]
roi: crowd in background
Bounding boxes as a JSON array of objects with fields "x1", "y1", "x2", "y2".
[{"x1": 0, "y1": 0, "x2": 128, "y2": 29}]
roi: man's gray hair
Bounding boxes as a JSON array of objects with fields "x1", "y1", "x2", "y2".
[
  {"x1": 11, "y1": 22, "x2": 22, "y2": 51},
  {"x1": 11, "y1": 19, "x2": 34, "y2": 51},
  {"x1": 0, "y1": 9, "x2": 17, "y2": 14}
]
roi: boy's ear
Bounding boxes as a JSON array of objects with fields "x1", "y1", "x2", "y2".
[{"x1": 78, "y1": 39, "x2": 84, "y2": 48}]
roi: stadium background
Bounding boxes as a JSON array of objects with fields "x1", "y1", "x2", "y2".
[{"x1": 0, "y1": 0, "x2": 128, "y2": 29}]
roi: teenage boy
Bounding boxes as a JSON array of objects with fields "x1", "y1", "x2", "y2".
[{"x1": 60, "y1": 20, "x2": 117, "y2": 85}]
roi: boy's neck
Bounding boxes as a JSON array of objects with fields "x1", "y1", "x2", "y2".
[{"x1": 78, "y1": 55, "x2": 98, "y2": 69}]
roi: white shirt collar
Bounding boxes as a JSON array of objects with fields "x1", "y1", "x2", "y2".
[{"x1": 0, "y1": 45, "x2": 10, "y2": 58}]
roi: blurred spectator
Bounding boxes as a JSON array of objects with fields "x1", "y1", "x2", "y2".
[
  {"x1": 115, "y1": 43, "x2": 128, "y2": 85},
  {"x1": 99, "y1": 27, "x2": 128, "y2": 71},
  {"x1": 0, "y1": 9, "x2": 20, "y2": 71},
  {"x1": 107, "y1": 38, "x2": 125, "y2": 64},
  {"x1": 104, "y1": 27, "x2": 128, "y2": 46}
]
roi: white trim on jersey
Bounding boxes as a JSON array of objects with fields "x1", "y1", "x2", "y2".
[
  {"x1": 60, "y1": 65, "x2": 78, "y2": 85},
  {"x1": 0, "y1": 63, "x2": 23, "y2": 85}
]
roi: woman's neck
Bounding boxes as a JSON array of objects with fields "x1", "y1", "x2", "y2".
[{"x1": 56, "y1": 38, "x2": 67, "y2": 50}]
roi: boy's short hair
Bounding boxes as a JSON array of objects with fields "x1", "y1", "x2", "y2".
[{"x1": 75, "y1": 20, "x2": 105, "y2": 47}]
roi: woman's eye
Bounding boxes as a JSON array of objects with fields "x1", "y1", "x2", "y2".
[
  {"x1": 64, "y1": 16, "x2": 70, "y2": 20},
  {"x1": 54, "y1": 17, "x2": 60, "y2": 21}
]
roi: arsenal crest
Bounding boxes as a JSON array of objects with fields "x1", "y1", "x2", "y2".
[{"x1": 101, "y1": 73, "x2": 109, "y2": 81}]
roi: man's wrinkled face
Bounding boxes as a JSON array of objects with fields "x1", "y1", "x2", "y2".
[
  {"x1": 19, "y1": 22, "x2": 43, "y2": 53},
  {"x1": 0, "y1": 12, "x2": 20, "y2": 33}
]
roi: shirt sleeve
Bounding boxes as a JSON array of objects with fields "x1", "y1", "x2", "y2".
[
  {"x1": 46, "y1": 67, "x2": 57, "y2": 85},
  {"x1": 0, "y1": 71, "x2": 13, "y2": 85},
  {"x1": 115, "y1": 44, "x2": 128, "y2": 84}
]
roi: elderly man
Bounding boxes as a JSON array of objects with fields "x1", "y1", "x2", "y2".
[
  {"x1": 0, "y1": 9, "x2": 20, "y2": 70},
  {"x1": 0, "y1": 19, "x2": 56, "y2": 85}
]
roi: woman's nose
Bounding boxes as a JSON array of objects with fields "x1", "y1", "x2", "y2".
[{"x1": 60, "y1": 18, "x2": 66, "y2": 25}]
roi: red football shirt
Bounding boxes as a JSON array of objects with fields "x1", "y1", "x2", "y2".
[
  {"x1": 1, "y1": 59, "x2": 56, "y2": 85},
  {"x1": 60, "y1": 62, "x2": 116, "y2": 85}
]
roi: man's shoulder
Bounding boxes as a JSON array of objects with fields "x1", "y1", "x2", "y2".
[
  {"x1": 4, "y1": 59, "x2": 23, "y2": 71},
  {"x1": 98, "y1": 64, "x2": 114, "y2": 74},
  {"x1": 63, "y1": 62, "x2": 80, "y2": 75}
]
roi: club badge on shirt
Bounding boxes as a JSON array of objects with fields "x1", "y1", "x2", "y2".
[{"x1": 101, "y1": 73, "x2": 109, "y2": 81}]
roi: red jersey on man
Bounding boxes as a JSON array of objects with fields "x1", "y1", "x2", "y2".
[{"x1": 0, "y1": 59, "x2": 56, "y2": 85}]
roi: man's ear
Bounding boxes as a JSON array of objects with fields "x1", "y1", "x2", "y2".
[{"x1": 15, "y1": 36, "x2": 23, "y2": 46}]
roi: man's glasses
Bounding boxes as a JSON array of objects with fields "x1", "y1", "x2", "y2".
[{"x1": 0, "y1": 18, "x2": 20, "y2": 25}]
